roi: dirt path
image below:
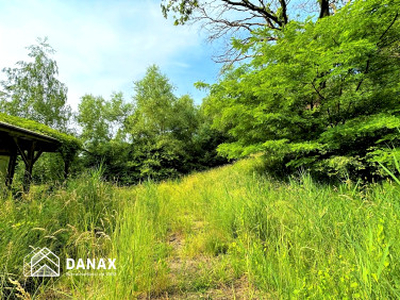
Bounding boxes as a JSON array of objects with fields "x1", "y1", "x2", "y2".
[{"x1": 148, "y1": 222, "x2": 263, "y2": 299}]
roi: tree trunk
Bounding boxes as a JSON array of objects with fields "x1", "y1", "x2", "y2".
[{"x1": 319, "y1": 0, "x2": 330, "y2": 18}]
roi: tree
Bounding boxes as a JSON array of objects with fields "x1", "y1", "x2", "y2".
[
  {"x1": 161, "y1": 0, "x2": 344, "y2": 62},
  {"x1": 76, "y1": 92, "x2": 133, "y2": 182},
  {"x1": 127, "y1": 65, "x2": 228, "y2": 180},
  {"x1": 127, "y1": 65, "x2": 188, "y2": 179},
  {"x1": 202, "y1": 0, "x2": 400, "y2": 179},
  {"x1": 74, "y1": 65, "x2": 226, "y2": 184},
  {"x1": 77, "y1": 95, "x2": 109, "y2": 146},
  {"x1": 128, "y1": 65, "x2": 177, "y2": 137},
  {"x1": 0, "y1": 38, "x2": 75, "y2": 186},
  {"x1": 0, "y1": 37, "x2": 71, "y2": 131},
  {"x1": 77, "y1": 92, "x2": 132, "y2": 146}
]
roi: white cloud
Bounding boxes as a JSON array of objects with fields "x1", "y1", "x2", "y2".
[{"x1": 0, "y1": 0, "x2": 216, "y2": 110}]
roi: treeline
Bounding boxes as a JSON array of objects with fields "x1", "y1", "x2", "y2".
[
  {"x1": 75, "y1": 66, "x2": 227, "y2": 183},
  {"x1": 0, "y1": 41, "x2": 227, "y2": 185}
]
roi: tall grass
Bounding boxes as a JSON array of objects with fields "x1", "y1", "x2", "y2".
[
  {"x1": 0, "y1": 168, "x2": 118, "y2": 299},
  {"x1": 1, "y1": 158, "x2": 400, "y2": 298}
]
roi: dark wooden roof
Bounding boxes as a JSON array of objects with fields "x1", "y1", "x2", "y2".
[{"x1": 0, "y1": 121, "x2": 61, "y2": 156}]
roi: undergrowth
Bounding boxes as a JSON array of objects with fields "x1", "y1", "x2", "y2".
[{"x1": 1, "y1": 157, "x2": 400, "y2": 298}]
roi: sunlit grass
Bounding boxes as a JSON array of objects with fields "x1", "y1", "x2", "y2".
[{"x1": 1, "y1": 157, "x2": 400, "y2": 298}]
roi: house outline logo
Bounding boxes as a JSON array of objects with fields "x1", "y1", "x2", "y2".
[{"x1": 23, "y1": 247, "x2": 60, "y2": 277}]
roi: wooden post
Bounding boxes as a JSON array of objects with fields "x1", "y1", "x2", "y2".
[
  {"x1": 6, "y1": 154, "x2": 17, "y2": 187},
  {"x1": 13, "y1": 138, "x2": 43, "y2": 192},
  {"x1": 1, "y1": 123, "x2": 63, "y2": 192}
]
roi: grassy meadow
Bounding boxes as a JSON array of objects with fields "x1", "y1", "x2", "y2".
[{"x1": 1, "y1": 157, "x2": 400, "y2": 299}]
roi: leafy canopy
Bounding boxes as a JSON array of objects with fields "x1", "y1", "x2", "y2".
[
  {"x1": 203, "y1": 0, "x2": 400, "y2": 178},
  {"x1": 0, "y1": 37, "x2": 71, "y2": 131},
  {"x1": 77, "y1": 92, "x2": 132, "y2": 148}
]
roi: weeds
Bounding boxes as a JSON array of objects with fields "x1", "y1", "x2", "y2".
[{"x1": 1, "y1": 158, "x2": 400, "y2": 298}]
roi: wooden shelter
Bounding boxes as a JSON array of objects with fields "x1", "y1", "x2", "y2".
[{"x1": 0, "y1": 121, "x2": 62, "y2": 191}]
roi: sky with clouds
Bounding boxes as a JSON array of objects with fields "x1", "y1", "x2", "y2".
[{"x1": 0, "y1": 0, "x2": 221, "y2": 110}]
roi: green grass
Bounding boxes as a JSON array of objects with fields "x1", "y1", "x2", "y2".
[{"x1": 1, "y1": 157, "x2": 400, "y2": 298}]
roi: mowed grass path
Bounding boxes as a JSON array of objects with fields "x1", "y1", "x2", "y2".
[{"x1": 2, "y1": 157, "x2": 400, "y2": 298}]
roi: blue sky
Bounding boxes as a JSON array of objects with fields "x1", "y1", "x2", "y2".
[{"x1": 0, "y1": 0, "x2": 221, "y2": 110}]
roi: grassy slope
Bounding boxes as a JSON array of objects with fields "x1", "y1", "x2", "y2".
[{"x1": 1, "y1": 157, "x2": 400, "y2": 299}]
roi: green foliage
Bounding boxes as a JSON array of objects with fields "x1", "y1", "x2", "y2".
[
  {"x1": 0, "y1": 112, "x2": 81, "y2": 152},
  {"x1": 31, "y1": 153, "x2": 66, "y2": 183},
  {"x1": 0, "y1": 37, "x2": 71, "y2": 131},
  {"x1": 203, "y1": 0, "x2": 400, "y2": 179},
  {"x1": 80, "y1": 140, "x2": 136, "y2": 184},
  {"x1": 127, "y1": 66, "x2": 189, "y2": 179},
  {"x1": 77, "y1": 92, "x2": 132, "y2": 147},
  {"x1": 75, "y1": 66, "x2": 227, "y2": 183},
  {"x1": 128, "y1": 65, "x2": 185, "y2": 137},
  {"x1": 123, "y1": 65, "x2": 227, "y2": 181},
  {"x1": 3, "y1": 157, "x2": 400, "y2": 298},
  {"x1": 0, "y1": 112, "x2": 80, "y2": 186},
  {"x1": 76, "y1": 93, "x2": 133, "y2": 183},
  {"x1": 0, "y1": 38, "x2": 78, "y2": 185},
  {"x1": 161, "y1": 0, "x2": 199, "y2": 26}
]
